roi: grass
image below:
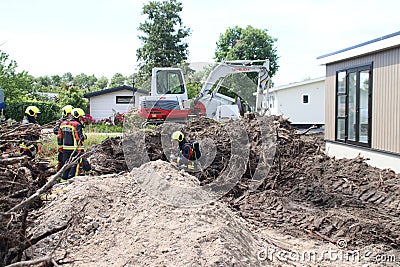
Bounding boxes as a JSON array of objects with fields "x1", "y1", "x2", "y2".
[
  {"x1": 85, "y1": 124, "x2": 123, "y2": 133},
  {"x1": 38, "y1": 132, "x2": 118, "y2": 167}
]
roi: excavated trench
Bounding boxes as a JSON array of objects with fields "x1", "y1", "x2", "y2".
[{"x1": 88, "y1": 115, "x2": 400, "y2": 250}]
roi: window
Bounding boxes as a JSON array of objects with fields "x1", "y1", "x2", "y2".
[
  {"x1": 156, "y1": 70, "x2": 185, "y2": 95},
  {"x1": 116, "y1": 96, "x2": 133, "y2": 104},
  {"x1": 335, "y1": 64, "x2": 372, "y2": 146},
  {"x1": 269, "y1": 95, "x2": 275, "y2": 108},
  {"x1": 302, "y1": 95, "x2": 309, "y2": 104}
]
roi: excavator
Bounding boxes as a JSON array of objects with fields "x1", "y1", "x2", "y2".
[{"x1": 138, "y1": 59, "x2": 270, "y2": 125}]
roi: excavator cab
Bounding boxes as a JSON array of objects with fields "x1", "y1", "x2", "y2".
[
  {"x1": 138, "y1": 68, "x2": 194, "y2": 124},
  {"x1": 152, "y1": 68, "x2": 187, "y2": 97}
]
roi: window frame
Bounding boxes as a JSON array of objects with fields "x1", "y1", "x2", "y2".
[
  {"x1": 116, "y1": 95, "x2": 134, "y2": 104},
  {"x1": 156, "y1": 69, "x2": 185, "y2": 95},
  {"x1": 335, "y1": 63, "x2": 373, "y2": 148}
]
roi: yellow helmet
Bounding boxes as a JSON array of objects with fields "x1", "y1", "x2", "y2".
[
  {"x1": 71, "y1": 108, "x2": 85, "y2": 119},
  {"x1": 171, "y1": 131, "x2": 184, "y2": 142},
  {"x1": 62, "y1": 105, "x2": 74, "y2": 117},
  {"x1": 25, "y1": 106, "x2": 41, "y2": 116}
]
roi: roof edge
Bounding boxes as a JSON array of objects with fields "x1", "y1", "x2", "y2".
[
  {"x1": 270, "y1": 76, "x2": 325, "y2": 92},
  {"x1": 317, "y1": 31, "x2": 400, "y2": 65},
  {"x1": 84, "y1": 85, "x2": 149, "y2": 98}
]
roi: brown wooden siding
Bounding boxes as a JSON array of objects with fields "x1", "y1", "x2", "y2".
[{"x1": 325, "y1": 46, "x2": 400, "y2": 154}]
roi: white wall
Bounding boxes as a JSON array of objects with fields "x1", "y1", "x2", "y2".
[
  {"x1": 89, "y1": 89, "x2": 134, "y2": 121},
  {"x1": 269, "y1": 78, "x2": 325, "y2": 125}
]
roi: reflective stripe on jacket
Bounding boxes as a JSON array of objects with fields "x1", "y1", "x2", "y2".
[{"x1": 59, "y1": 119, "x2": 85, "y2": 151}]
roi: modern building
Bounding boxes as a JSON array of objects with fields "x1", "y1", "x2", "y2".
[
  {"x1": 317, "y1": 31, "x2": 400, "y2": 173},
  {"x1": 269, "y1": 77, "x2": 325, "y2": 127},
  {"x1": 84, "y1": 85, "x2": 148, "y2": 121}
]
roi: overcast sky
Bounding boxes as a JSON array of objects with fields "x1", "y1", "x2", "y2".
[{"x1": 1, "y1": 0, "x2": 399, "y2": 86}]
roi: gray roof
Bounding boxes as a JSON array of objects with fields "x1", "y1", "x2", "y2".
[
  {"x1": 317, "y1": 31, "x2": 400, "y2": 60},
  {"x1": 83, "y1": 85, "x2": 149, "y2": 98}
]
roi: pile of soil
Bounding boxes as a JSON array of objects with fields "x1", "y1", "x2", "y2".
[
  {"x1": 28, "y1": 161, "x2": 265, "y2": 266},
  {"x1": 87, "y1": 137, "x2": 127, "y2": 175},
  {"x1": 93, "y1": 115, "x2": 400, "y2": 249}
]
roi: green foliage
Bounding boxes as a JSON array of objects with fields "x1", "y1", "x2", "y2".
[
  {"x1": 61, "y1": 72, "x2": 74, "y2": 84},
  {"x1": 4, "y1": 101, "x2": 60, "y2": 124},
  {"x1": 176, "y1": 62, "x2": 207, "y2": 99},
  {"x1": 85, "y1": 124, "x2": 123, "y2": 133},
  {"x1": 217, "y1": 73, "x2": 255, "y2": 111},
  {"x1": 109, "y1": 73, "x2": 129, "y2": 88},
  {"x1": 215, "y1": 25, "x2": 279, "y2": 77},
  {"x1": 58, "y1": 85, "x2": 88, "y2": 112},
  {"x1": 186, "y1": 82, "x2": 201, "y2": 99},
  {"x1": 92, "y1": 76, "x2": 109, "y2": 91},
  {"x1": 73, "y1": 73, "x2": 98, "y2": 91},
  {"x1": 0, "y1": 51, "x2": 34, "y2": 102},
  {"x1": 136, "y1": 0, "x2": 191, "y2": 87}
]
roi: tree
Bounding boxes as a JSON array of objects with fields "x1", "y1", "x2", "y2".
[
  {"x1": 92, "y1": 76, "x2": 109, "y2": 91},
  {"x1": 61, "y1": 72, "x2": 73, "y2": 85},
  {"x1": 136, "y1": 0, "x2": 191, "y2": 87},
  {"x1": 214, "y1": 26, "x2": 279, "y2": 110},
  {"x1": 215, "y1": 26, "x2": 279, "y2": 77},
  {"x1": 109, "y1": 73, "x2": 128, "y2": 88},
  {"x1": 0, "y1": 51, "x2": 33, "y2": 102},
  {"x1": 58, "y1": 84, "x2": 88, "y2": 112},
  {"x1": 32, "y1": 75, "x2": 63, "y2": 93},
  {"x1": 73, "y1": 73, "x2": 98, "y2": 92}
]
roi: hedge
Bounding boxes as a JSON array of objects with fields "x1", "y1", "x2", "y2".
[{"x1": 4, "y1": 101, "x2": 61, "y2": 125}]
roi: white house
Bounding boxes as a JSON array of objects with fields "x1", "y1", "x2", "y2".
[
  {"x1": 84, "y1": 85, "x2": 149, "y2": 121},
  {"x1": 317, "y1": 31, "x2": 400, "y2": 173},
  {"x1": 269, "y1": 77, "x2": 325, "y2": 127}
]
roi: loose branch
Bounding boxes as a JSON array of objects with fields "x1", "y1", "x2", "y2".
[
  {"x1": 7, "y1": 148, "x2": 96, "y2": 213},
  {"x1": 295, "y1": 125, "x2": 318, "y2": 135}
]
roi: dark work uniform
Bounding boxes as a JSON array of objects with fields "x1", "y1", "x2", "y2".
[
  {"x1": 177, "y1": 138, "x2": 201, "y2": 165},
  {"x1": 53, "y1": 117, "x2": 67, "y2": 170},
  {"x1": 20, "y1": 115, "x2": 39, "y2": 158},
  {"x1": 58, "y1": 118, "x2": 88, "y2": 179}
]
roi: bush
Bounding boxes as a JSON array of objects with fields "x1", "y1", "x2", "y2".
[
  {"x1": 4, "y1": 101, "x2": 60, "y2": 125},
  {"x1": 81, "y1": 113, "x2": 95, "y2": 125}
]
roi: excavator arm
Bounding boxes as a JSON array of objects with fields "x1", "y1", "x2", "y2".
[{"x1": 196, "y1": 59, "x2": 270, "y2": 115}]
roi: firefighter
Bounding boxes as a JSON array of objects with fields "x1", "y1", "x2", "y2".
[
  {"x1": 54, "y1": 105, "x2": 74, "y2": 170},
  {"x1": 20, "y1": 106, "x2": 41, "y2": 158},
  {"x1": 58, "y1": 107, "x2": 91, "y2": 181},
  {"x1": 22, "y1": 105, "x2": 40, "y2": 124},
  {"x1": 170, "y1": 131, "x2": 201, "y2": 171}
]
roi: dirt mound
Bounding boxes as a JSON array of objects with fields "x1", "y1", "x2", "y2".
[
  {"x1": 28, "y1": 161, "x2": 264, "y2": 266},
  {"x1": 84, "y1": 115, "x2": 400, "y2": 254}
]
